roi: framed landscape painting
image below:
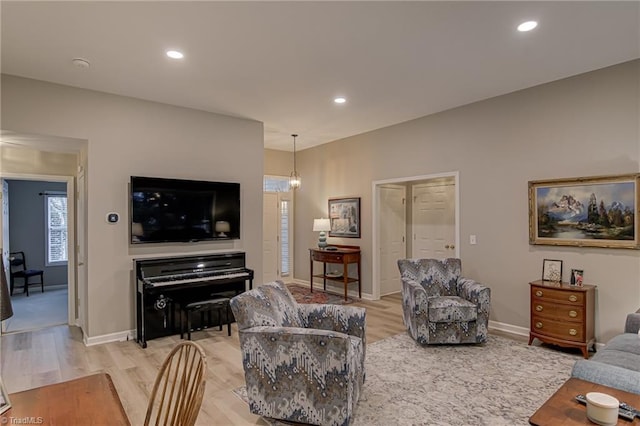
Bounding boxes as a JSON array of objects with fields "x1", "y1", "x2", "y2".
[{"x1": 529, "y1": 174, "x2": 640, "y2": 249}]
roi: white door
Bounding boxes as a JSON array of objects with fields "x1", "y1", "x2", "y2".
[
  {"x1": 263, "y1": 192, "x2": 279, "y2": 283},
  {"x1": 412, "y1": 179, "x2": 456, "y2": 259},
  {"x1": 379, "y1": 184, "x2": 406, "y2": 295},
  {"x1": 1, "y1": 180, "x2": 9, "y2": 333},
  {"x1": 76, "y1": 168, "x2": 87, "y2": 331}
]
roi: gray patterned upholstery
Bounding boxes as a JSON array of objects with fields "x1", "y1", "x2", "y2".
[
  {"x1": 397, "y1": 258, "x2": 490, "y2": 345},
  {"x1": 230, "y1": 280, "x2": 366, "y2": 426}
]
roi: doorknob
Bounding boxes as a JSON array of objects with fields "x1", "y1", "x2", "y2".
[
  {"x1": 445, "y1": 245, "x2": 450, "y2": 249},
  {"x1": 450, "y1": 245, "x2": 455, "y2": 249}
]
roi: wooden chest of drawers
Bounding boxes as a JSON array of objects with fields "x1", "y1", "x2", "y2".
[{"x1": 529, "y1": 280, "x2": 596, "y2": 359}]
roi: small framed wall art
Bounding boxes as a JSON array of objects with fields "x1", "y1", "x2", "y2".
[
  {"x1": 328, "y1": 197, "x2": 361, "y2": 238},
  {"x1": 542, "y1": 259, "x2": 563, "y2": 282}
]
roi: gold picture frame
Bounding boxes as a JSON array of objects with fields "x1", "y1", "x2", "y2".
[{"x1": 529, "y1": 173, "x2": 640, "y2": 249}]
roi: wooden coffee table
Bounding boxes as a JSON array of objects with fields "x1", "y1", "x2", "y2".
[{"x1": 529, "y1": 378, "x2": 640, "y2": 425}]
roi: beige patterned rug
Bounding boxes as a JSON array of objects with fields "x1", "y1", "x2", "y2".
[{"x1": 233, "y1": 332, "x2": 580, "y2": 425}]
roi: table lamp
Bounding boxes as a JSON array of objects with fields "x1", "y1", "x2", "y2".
[
  {"x1": 215, "y1": 221, "x2": 231, "y2": 237},
  {"x1": 313, "y1": 218, "x2": 331, "y2": 248}
]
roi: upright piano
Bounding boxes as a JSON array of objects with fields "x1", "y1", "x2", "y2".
[{"x1": 134, "y1": 251, "x2": 253, "y2": 348}]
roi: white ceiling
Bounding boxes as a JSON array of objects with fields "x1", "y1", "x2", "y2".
[{"x1": 2, "y1": 1, "x2": 639, "y2": 151}]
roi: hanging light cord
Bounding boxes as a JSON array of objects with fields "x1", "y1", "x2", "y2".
[{"x1": 292, "y1": 134, "x2": 298, "y2": 173}]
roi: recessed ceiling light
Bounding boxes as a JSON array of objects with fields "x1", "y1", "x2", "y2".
[
  {"x1": 334, "y1": 97, "x2": 346, "y2": 104},
  {"x1": 166, "y1": 50, "x2": 184, "y2": 59},
  {"x1": 517, "y1": 21, "x2": 538, "y2": 32}
]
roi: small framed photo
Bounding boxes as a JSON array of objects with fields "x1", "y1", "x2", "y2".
[
  {"x1": 570, "y1": 269, "x2": 584, "y2": 286},
  {"x1": 542, "y1": 259, "x2": 563, "y2": 282},
  {"x1": 0, "y1": 377, "x2": 11, "y2": 415}
]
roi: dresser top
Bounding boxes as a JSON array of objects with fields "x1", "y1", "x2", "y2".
[{"x1": 530, "y1": 280, "x2": 596, "y2": 291}]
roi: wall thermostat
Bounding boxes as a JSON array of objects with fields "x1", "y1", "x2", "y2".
[{"x1": 106, "y1": 212, "x2": 119, "y2": 223}]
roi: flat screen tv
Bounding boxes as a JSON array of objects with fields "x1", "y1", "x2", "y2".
[{"x1": 130, "y1": 176, "x2": 240, "y2": 244}]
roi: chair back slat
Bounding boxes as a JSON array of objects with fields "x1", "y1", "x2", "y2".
[{"x1": 144, "y1": 341, "x2": 207, "y2": 426}]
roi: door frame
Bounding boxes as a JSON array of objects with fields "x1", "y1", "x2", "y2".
[
  {"x1": 0, "y1": 172, "x2": 77, "y2": 329},
  {"x1": 262, "y1": 176, "x2": 294, "y2": 283},
  {"x1": 377, "y1": 183, "x2": 407, "y2": 297},
  {"x1": 372, "y1": 171, "x2": 459, "y2": 300}
]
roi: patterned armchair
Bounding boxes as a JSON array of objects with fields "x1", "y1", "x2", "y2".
[
  {"x1": 229, "y1": 280, "x2": 366, "y2": 426},
  {"x1": 397, "y1": 258, "x2": 490, "y2": 345}
]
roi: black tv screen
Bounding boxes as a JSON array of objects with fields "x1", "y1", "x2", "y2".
[{"x1": 130, "y1": 176, "x2": 240, "y2": 244}]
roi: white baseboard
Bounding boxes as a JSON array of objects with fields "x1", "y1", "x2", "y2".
[
  {"x1": 84, "y1": 329, "x2": 135, "y2": 346},
  {"x1": 488, "y1": 320, "x2": 529, "y2": 338}
]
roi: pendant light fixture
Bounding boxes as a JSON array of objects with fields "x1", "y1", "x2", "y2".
[{"x1": 289, "y1": 134, "x2": 301, "y2": 190}]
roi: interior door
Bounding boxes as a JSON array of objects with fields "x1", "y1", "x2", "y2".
[
  {"x1": 263, "y1": 192, "x2": 279, "y2": 283},
  {"x1": 76, "y1": 168, "x2": 87, "y2": 330},
  {"x1": 412, "y1": 179, "x2": 456, "y2": 259},
  {"x1": 379, "y1": 184, "x2": 406, "y2": 295}
]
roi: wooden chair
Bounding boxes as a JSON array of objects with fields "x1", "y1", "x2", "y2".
[
  {"x1": 9, "y1": 251, "x2": 44, "y2": 297},
  {"x1": 144, "y1": 341, "x2": 207, "y2": 426}
]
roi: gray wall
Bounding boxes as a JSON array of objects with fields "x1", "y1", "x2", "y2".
[
  {"x1": 289, "y1": 59, "x2": 640, "y2": 343},
  {"x1": 7, "y1": 179, "x2": 68, "y2": 288},
  {"x1": 1, "y1": 74, "x2": 265, "y2": 339}
]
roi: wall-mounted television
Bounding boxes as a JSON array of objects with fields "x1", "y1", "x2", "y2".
[{"x1": 130, "y1": 176, "x2": 240, "y2": 244}]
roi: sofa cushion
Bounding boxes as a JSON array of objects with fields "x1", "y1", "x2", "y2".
[
  {"x1": 427, "y1": 296, "x2": 477, "y2": 322},
  {"x1": 590, "y1": 333, "x2": 640, "y2": 373},
  {"x1": 571, "y1": 359, "x2": 640, "y2": 394},
  {"x1": 596, "y1": 333, "x2": 640, "y2": 357}
]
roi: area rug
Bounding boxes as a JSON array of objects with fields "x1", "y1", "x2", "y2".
[
  {"x1": 286, "y1": 283, "x2": 354, "y2": 305},
  {"x1": 233, "y1": 333, "x2": 579, "y2": 425}
]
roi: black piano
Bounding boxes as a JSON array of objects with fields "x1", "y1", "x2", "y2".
[{"x1": 134, "y1": 251, "x2": 253, "y2": 348}]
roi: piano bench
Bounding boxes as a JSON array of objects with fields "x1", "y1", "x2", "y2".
[{"x1": 180, "y1": 297, "x2": 231, "y2": 340}]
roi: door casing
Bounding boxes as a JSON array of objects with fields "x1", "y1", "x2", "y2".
[{"x1": 372, "y1": 171, "x2": 459, "y2": 300}]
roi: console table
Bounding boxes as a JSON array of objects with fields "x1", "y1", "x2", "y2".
[
  {"x1": 529, "y1": 280, "x2": 596, "y2": 359},
  {"x1": 309, "y1": 245, "x2": 361, "y2": 301}
]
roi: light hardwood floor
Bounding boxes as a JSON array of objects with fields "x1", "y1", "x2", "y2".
[{"x1": 1, "y1": 293, "x2": 407, "y2": 425}]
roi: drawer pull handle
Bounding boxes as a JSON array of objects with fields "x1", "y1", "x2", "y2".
[
  {"x1": 535, "y1": 290, "x2": 543, "y2": 297},
  {"x1": 569, "y1": 329, "x2": 577, "y2": 336},
  {"x1": 569, "y1": 310, "x2": 577, "y2": 318},
  {"x1": 568, "y1": 295, "x2": 578, "y2": 302},
  {"x1": 535, "y1": 322, "x2": 543, "y2": 329},
  {"x1": 535, "y1": 305, "x2": 543, "y2": 312}
]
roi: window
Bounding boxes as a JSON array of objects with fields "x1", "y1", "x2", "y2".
[
  {"x1": 263, "y1": 176, "x2": 291, "y2": 192},
  {"x1": 280, "y1": 200, "x2": 290, "y2": 276},
  {"x1": 45, "y1": 193, "x2": 67, "y2": 266},
  {"x1": 264, "y1": 176, "x2": 293, "y2": 278}
]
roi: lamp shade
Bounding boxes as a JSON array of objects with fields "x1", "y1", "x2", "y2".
[
  {"x1": 313, "y1": 218, "x2": 331, "y2": 232},
  {"x1": 215, "y1": 221, "x2": 231, "y2": 237}
]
